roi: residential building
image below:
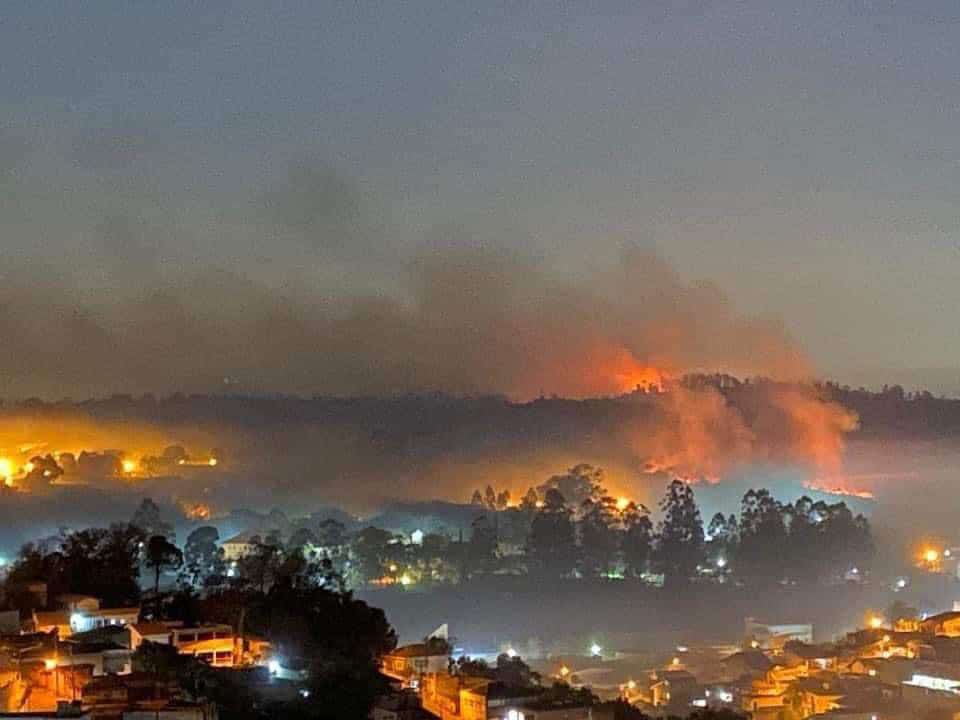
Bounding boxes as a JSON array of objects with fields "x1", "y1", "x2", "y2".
[
  {"x1": 69, "y1": 607, "x2": 140, "y2": 634},
  {"x1": 220, "y1": 532, "x2": 262, "y2": 562},
  {"x1": 383, "y1": 642, "x2": 451, "y2": 687},
  {"x1": 129, "y1": 622, "x2": 175, "y2": 648},
  {"x1": 129, "y1": 622, "x2": 270, "y2": 668},
  {"x1": 82, "y1": 672, "x2": 216, "y2": 718},
  {"x1": 921, "y1": 611, "x2": 960, "y2": 638},
  {"x1": 56, "y1": 640, "x2": 132, "y2": 676},
  {"x1": 745, "y1": 618, "x2": 814, "y2": 650},
  {"x1": 719, "y1": 650, "x2": 772, "y2": 682},
  {"x1": 648, "y1": 669, "x2": 697, "y2": 708},
  {"x1": 420, "y1": 673, "x2": 591, "y2": 720},
  {"x1": 32, "y1": 610, "x2": 72, "y2": 638}
]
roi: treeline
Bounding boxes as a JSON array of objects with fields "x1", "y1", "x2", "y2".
[
  {"x1": 468, "y1": 464, "x2": 873, "y2": 586},
  {"x1": 7, "y1": 376, "x2": 960, "y2": 436}
]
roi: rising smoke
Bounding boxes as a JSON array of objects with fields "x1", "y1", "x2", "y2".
[{"x1": 0, "y1": 142, "x2": 864, "y2": 541}]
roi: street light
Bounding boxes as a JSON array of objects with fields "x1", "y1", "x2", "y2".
[{"x1": 590, "y1": 643, "x2": 602, "y2": 657}]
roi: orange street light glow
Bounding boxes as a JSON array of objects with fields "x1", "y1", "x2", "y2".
[
  {"x1": 122, "y1": 459, "x2": 137, "y2": 474},
  {"x1": 0, "y1": 458, "x2": 13, "y2": 479},
  {"x1": 616, "y1": 497, "x2": 630, "y2": 511},
  {"x1": 925, "y1": 548, "x2": 940, "y2": 563}
]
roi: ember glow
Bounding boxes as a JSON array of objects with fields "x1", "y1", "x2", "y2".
[{"x1": 804, "y1": 479, "x2": 876, "y2": 500}]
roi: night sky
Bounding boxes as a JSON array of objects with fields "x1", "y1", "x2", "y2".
[{"x1": 2, "y1": 1, "x2": 959, "y2": 396}]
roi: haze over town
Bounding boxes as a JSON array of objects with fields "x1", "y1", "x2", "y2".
[{"x1": 2, "y1": 2, "x2": 960, "y2": 719}]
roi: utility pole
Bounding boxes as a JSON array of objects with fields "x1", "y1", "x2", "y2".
[{"x1": 235, "y1": 607, "x2": 246, "y2": 668}]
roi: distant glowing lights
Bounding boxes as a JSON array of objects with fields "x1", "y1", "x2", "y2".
[
  {"x1": 506, "y1": 647, "x2": 517, "y2": 658},
  {"x1": 590, "y1": 643, "x2": 602, "y2": 657},
  {"x1": 268, "y1": 660, "x2": 281, "y2": 675},
  {"x1": 616, "y1": 497, "x2": 630, "y2": 511},
  {"x1": 122, "y1": 459, "x2": 137, "y2": 474},
  {"x1": 925, "y1": 548, "x2": 940, "y2": 564}
]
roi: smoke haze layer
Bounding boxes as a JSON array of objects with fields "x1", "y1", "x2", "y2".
[{"x1": 1, "y1": 242, "x2": 814, "y2": 400}]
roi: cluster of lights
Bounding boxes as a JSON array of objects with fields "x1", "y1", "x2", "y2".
[{"x1": 0, "y1": 451, "x2": 219, "y2": 485}]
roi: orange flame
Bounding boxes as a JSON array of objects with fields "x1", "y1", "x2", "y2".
[
  {"x1": 803, "y1": 479, "x2": 875, "y2": 499},
  {"x1": 181, "y1": 502, "x2": 212, "y2": 520}
]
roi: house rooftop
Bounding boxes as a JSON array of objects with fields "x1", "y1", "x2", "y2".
[
  {"x1": 388, "y1": 643, "x2": 449, "y2": 658},
  {"x1": 131, "y1": 622, "x2": 173, "y2": 637},
  {"x1": 723, "y1": 650, "x2": 772, "y2": 671},
  {"x1": 785, "y1": 642, "x2": 840, "y2": 659},
  {"x1": 922, "y1": 611, "x2": 960, "y2": 625},
  {"x1": 222, "y1": 531, "x2": 265, "y2": 545}
]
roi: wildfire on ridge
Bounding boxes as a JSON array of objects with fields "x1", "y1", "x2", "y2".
[
  {"x1": 804, "y1": 479, "x2": 875, "y2": 500},
  {"x1": 596, "y1": 348, "x2": 670, "y2": 396},
  {"x1": 181, "y1": 501, "x2": 212, "y2": 520}
]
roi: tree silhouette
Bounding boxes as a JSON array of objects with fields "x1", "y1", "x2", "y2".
[
  {"x1": 579, "y1": 496, "x2": 619, "y2": 577},
  {"x1": 654, "y1": 480, "x2": 704, "y2": 585},
  {"x1": 738, "y1": 489, "x2": 787, "y2": 584},
  {"x1": 527, "y1": 488, "x2": 577, "y2": 578},
  {"x1": 145, "y1": 534, "x2": 183, "y2": 614},
  {"x1": 182, "y1": 526, "x2": 223, "y2": 587},
  {"x1": 622, "y1": 503, "x2": 653, "y2": 578}
]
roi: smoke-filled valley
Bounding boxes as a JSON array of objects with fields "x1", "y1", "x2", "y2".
[{"x1": 0, "y1": 383, "x2": 956, "y2": 558}]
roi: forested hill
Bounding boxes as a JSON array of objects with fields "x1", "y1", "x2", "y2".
[{"x1": 5, "y1": 376, "x2": 960, "y2": 440}]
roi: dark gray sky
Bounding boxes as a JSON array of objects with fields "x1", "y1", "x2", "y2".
[{"x1": 2, "y1": 1, "x2": 959, "y2": 397}]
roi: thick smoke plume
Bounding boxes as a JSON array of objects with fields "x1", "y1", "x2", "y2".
[
  {"x1": 1, "y1": 246, "x2": 812, "y2": 400},
  {"x1": 0, "y1": 144, "x2": 860, "y2": 530}
]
